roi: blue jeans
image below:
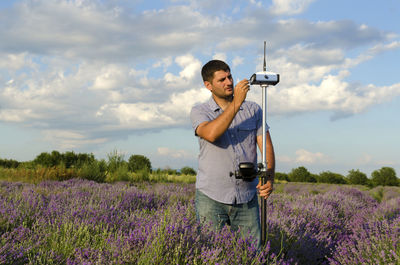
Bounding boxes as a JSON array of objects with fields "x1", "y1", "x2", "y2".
[{"x1": 195, "y1": 189, "x2": 261, "y2": 247}]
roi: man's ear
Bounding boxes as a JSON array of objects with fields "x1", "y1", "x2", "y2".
[{"x1": 204, "y1": 81, "x2": 212, "y2": 91}]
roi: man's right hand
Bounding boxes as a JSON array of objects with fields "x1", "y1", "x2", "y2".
[{"x1": 233, "y1": 79, "x2": 250, "y2": 106}]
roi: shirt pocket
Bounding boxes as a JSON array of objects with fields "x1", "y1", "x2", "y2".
[{"x1": 237, "y1": 120, "x2": 257, "y2": 146}]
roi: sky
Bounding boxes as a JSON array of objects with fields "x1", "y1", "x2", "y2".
[{"x1": 0, "y1": 0, "x2": 399, "y2": 176}]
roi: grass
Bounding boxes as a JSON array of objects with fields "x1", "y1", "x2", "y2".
[{"x1": 0, "y1": 166, "x2": 196, "y2": 184}]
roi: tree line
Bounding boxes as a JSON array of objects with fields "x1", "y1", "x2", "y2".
[
  {"x1": 0, "y1": 150, "x2": 196, "y2": 176},
  {"x1": 276, "y1": 166, "x2": 399, "y2": 188},
  {"x1": 1, "y1": 151, "x2": 398, "y2": 187}
]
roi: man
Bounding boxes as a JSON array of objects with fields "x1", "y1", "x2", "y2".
[{"x1": 190, "y1": 60, "x2": 275, "y2": 246}]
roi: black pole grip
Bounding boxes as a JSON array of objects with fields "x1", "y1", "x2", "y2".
[{"x1": 260, "y1": 175, "x2": 267, "y2": 246}]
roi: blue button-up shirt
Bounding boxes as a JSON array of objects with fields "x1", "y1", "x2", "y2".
[{"x1": 190, "y1": 97, "x2": 268, "y2": 204}]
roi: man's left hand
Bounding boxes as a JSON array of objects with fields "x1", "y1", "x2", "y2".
[{"x1": 256, "y1": 169, "x2": 274, "y2": 199}]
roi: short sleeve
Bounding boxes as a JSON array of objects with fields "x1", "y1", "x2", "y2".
[{"x1": 190, "y1": 104, "x2": 211, "y2": 136}]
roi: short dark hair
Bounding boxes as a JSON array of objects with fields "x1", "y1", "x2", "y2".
[{"x1": 201, "y1": 60, "x2": 231, "y2": 83}]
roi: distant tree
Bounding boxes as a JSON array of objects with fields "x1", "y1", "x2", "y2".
[
  {"x1": 180, "y1": 166, "x2": 197, "y2": 175},
  {"x1": 79, "y1": 159, "x2": 107, "y2": 183},
  {"x1": 311, "y1": 173, "x2": 319, "y2": 182},
  {"x1": 371, "y1": 167, "x2": 398, "y2": 187},
  {"x1": 75, "y1": 153, "x2": 95, "y2": 167},
  {"x1": 161, "y1": 166, "x2": 179, "y2": 175},
  {"x1": 0, "y1": 158, "x2": 20, "y2": 168},
  {"x1": 317, "y1": 171, "x2": 346, "y2": 184},
  {"x1": 288, "y1": 166, "x2": 316, "y2": 183},
  {"x1": 347, "y1": 169, "x2": 369, "y2": 185},
  {"x1": 50, "y1": 150, "x2": 62, "y2": 166},
  {"x1": 63, "y1": 151, "x2": 78, "y2": 168},
  {"x1": 275, "y1": 172, "x2": 289, "y2": 182},
  {"x1": 107, "y1": 150, "x2": 127, "y2": 173},
  {"x1": 33, "y1": 150, "x2": 96, "y2": 168},
  {"x1": 128, "y1": 154, "x2": 152, "y2": 172},
  {"x1": 34, "y1": 152, "x2": 54, "y2": 167}
]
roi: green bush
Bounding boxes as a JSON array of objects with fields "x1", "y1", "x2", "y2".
[
  {"x1": 107, "y1": 150, "x2": 127, "y2": 173},
  {"x1": 33, "y1": 151, "x2": 95, "y2": 168},
  {"x1": 128, "y1": 155, "x2": 152, "y2": 172},
  {"x1": 33, "y1": 152, "x2": 54, "y2": 167},
  {"x1": 275, "y1": 172, "x2": 289, "y2": 182},
  {"x1": 132, "y1": 168, "x2": 151, "y2": 182},
  {"x1": 180, "y1": 166, "x2": 196, "y2": 176},
  {"x1": 346, "y1": 169, "x2": 369, "y2": 186},
  {"x1": 105, "y1": 167, "x2": 130, "y2": 183},
  {"x1": 79, "y1": 160, "x2": 107, "y2": 183},
  {"x1": 288, "y1": 166, "x2": 316, "y2": 183},
  {"x1": 371, "y1": 187, "x2": 384, "y2": 203},
  {"x1": 317, "y1": 171, "x2": 346, "y2": 184},
  {"x1": 371, "y1": 167, "x2": 399, "y2": 187},
  {"x1": 0, "y1": 158, "x2": 20, "y2": 168}
]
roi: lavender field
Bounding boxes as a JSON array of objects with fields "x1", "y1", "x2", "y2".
[{"x1": 0, "y1": 179, "x2": 399, "y2": 264}]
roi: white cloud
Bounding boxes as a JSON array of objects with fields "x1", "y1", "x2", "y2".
[
  {"x1": 295, "y1": 149, "x2": 331, "y2": 164},
  {"x1": 42, "y1": 129, "x2": 107, "y2": 150},
  {"x1": 216, "y1": 37, "x2": 252, "y2": 50},
  {"x1": 0, "y1": 52, "x2": 35, "y2": 71},
  {"x1": 91, "y1": 64, "x2": 127, "y2": 91},
  {"x1": 0, "y1": 0, "x2": 399, "y2": 151},
  {"x1": 356, "y1": 154, "x2": 372, "y2": 165},
  {"x1": 266, "y1": 74, "x2": 400, "y2": 118},
  {"x1": 354, "y1": 153, "x2": 399, "y2": 171},
  {"x1": 277, "y1": 155, "x2": 292, "y2": 163},
  {"x1": 279, "y1": 44, "x2": 345, "y2": 67},
  {"x1": 176, "y1": 55, "x2": 202, "y2": 80},
  {"x1": 96, "y1": 87, "x2": 210, "y2": 129},
  {"x1": 164, "y1": 54, "x2": 202, "y2": 84},
  {"x1": 161, "y1": 88, "x2": 210, "y2": 118},
  {"x1": 270, "y1": 0, "x2": 316, "y2": 15},
  {"x1": 157, "y1": 147, "x2": 195, "y2": 159},
  {"x1": 232, "y1": 56, "x2": 244, "y2": 67},
  {"x1": 212, "y1": 53, "x2": 227, "y2": 62},
  {"x1": 275, "y1": 149, "x2": 332, "y2": 168},
  {"x1": 0, "y1": 108, "x2": 37, "y2": 122},
  {"x1": 153, "y1": 57, "x2": 173, "y2": 70},
  {"x1": 246, "y1": 42, "x2": 400, "y2": 119},
  {"x1": 0, "y1": 1, "x2": 215, "y2": 61},
  {"x1": 343, "y1": 41, "x2": 400, "y2": 69},
  {"x1": 96, "y1": 102, "x2": 176, "y2": 129}
]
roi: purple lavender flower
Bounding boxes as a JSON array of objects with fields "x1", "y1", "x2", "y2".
[{"x1": 1, "y1": 180, "x2": 399, "y2": 264}]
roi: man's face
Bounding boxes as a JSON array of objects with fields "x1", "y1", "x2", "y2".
[{"x1": 205, "y1": 70, "x2": 234, "y2": 99}]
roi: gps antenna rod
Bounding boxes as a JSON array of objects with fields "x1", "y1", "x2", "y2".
[
  {"x1": 260, "y1": 40, "x2": 269, "y2": 247},
  {"x1": 249, "y1": 41, "x2": 279, "y2": 247},
  {"x1": 263, "y1": 40, "x2": 267, "y2": 72}
]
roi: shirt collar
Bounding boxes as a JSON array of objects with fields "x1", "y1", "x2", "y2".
[
  {"x1": 207, "y1": 96, "x2": 220, "y2": 112},
  {"x1": 207, "y1": 96, "x2": 244, "y2": 112}
]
